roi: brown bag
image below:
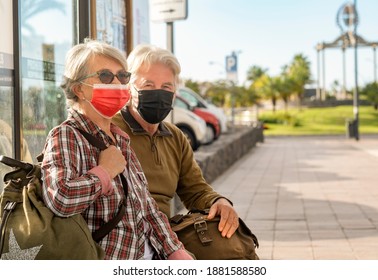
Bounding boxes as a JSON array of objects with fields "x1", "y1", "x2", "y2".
[
  {"x1": 170, "y1": 209, "x2": 259, "y2": 260},
  {"x1": 0, "y1": 128, "x2": 126, "y2": 259}
]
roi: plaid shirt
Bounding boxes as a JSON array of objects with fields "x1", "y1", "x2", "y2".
[{"x1": 41, "y1": 109, "x2": 184, "y2": 259}]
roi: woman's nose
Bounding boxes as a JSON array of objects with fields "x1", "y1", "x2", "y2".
[{"x1": 112, "y1": 77, "x2": 122, "y2": 84}]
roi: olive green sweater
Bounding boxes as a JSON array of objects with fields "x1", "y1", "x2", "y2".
[{"x1": 112, "y1": 109, "x2": 227, "y2": 217}]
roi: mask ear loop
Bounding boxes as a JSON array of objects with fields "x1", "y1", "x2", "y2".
[
  {"x1": 132, "y1": 84, "x2": 140, "y2": 92},
  {"x1": 129, "y1": 84, "x2": 140, "y2": 109},
  {"x1": 80, "y1": 81, "x2": 94, "y2": 88}
]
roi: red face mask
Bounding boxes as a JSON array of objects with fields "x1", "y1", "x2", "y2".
[{"x1": 84, "y1": 84, "x2": 131, "y2": 119}]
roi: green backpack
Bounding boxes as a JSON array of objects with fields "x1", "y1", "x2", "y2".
[{"x1": 0, "y1": 128, "x2": 126, "y2": 260}]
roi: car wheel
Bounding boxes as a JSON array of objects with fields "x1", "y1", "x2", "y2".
[{"x1": 179, "y1": 127, "x2": 199, "y2": 151}]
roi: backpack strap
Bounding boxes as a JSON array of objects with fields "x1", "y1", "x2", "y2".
[
  {"x1": 75, "y1": 128, "x2": 128, "y2": 242},
  {"x1": 0, "y1": 155, "x2": 33, "y2": 172},
  {"x1": 75, "y1": 129, "x2": 108, "y2": 150}
]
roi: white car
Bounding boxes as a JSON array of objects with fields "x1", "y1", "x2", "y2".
[
  {"x1": 178, "y1": 87, "x2": 228, "y2": 133},
  {"x1": 164, "y1": 106, "x2": 207, "y2": 151}
]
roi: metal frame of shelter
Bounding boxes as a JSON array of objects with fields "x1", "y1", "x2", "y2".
[{"x1": 316, "y1": 5, "x2": 378, "y2": 101}]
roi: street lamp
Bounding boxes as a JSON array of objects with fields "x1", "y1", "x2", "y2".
[
  {"x1": 337, "y1": 1, "x2": 359, "y2": 140},
  {"x1": 352, "y1": 0, "x2": 359, "y2": 141}
]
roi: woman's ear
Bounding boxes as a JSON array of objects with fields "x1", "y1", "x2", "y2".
[{"x1": 72, "y1": 84, "x2": 85, "y2": 100}]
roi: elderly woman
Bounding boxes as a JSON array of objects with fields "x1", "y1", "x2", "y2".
[{"x1": 41, "y1": 39, "x2": 193, "y2": 260}]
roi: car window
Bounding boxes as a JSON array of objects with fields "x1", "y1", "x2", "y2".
[
  {"x1": 179, "y1": 89, "x2": 199, "y2": 107},
  {"x1": 174, "y1": 97, "x2": 190, "y2": 110}
]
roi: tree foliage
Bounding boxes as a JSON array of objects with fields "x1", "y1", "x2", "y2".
[
  {"x1": 360, "y1": 82, "x2": 378, "y2": 110},
  {"x1": 253, "y1": 75, "x2": 281, "y2": 112},
  {"x1": 184, "y1": 79, "x2": 201, "y2": 94},
  {"x1": 181, "y1": 54, "x2": 315, "y2": 111},
  {"x1": 246, "y1": 65, "x2": 268, "y2": 83},
  {"x1": 285, "y1": 54, "x2": 312, "y2": 107}
]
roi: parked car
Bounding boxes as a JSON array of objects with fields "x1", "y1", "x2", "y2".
[
  {"x1": 178, "y1": 87, "x2": 229, "y2": 133},
  {"x1": 175, "y1": 95, "x2": 220, "y2": 144},
  {"x1": 164, "y1": 106, "x2": 207, "y2": 151}
]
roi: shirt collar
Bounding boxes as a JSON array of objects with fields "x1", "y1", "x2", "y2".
[
  {"x1": 67, "y1": 108, "x2": 101, "y2": 135},
  {"x1": 67, "y1": 108, "x2": 131, "y2": 144},
  {"x1": 121, "y1": 107, "x2": 172, "y2": 137}
]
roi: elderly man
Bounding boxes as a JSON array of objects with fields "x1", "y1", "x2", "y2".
[{"x1": 112, "y1": 44, "x2": 239, "y2": 239}]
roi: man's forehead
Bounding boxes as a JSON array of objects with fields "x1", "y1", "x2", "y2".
[
  {"x1": 138, "y1": 78, "x2": 174, "y2": 86},
  {"x1": 137, "y1": 73, "x2": 174, "y2": 84}
]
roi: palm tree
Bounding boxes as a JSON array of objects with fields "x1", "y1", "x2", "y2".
[
  {"x1": 254, "y1": 74, "x2": 280, "y2": 112},
  {"x1": 285, "y1": 54, "x2": 312, "y2": 108},
  {"x1": 246, "y1": 65, "x2": 268, "y2": 84},
  {"x1": 277, "y1": 73, "x2": 295, "y2": 113}
]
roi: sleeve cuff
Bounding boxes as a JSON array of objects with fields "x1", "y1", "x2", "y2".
[
  {"x1": 212, "y1": 196, "x2": 233, "y2": 206},
  {"x1": 167, "y1": 249, "x2": 194, "y2": 260},
  {"x1": 88, "y1": 165, "x2": 112, "y2": 194}
]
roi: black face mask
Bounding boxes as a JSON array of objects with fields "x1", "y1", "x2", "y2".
[{"x1": 137, "y1": 89, "x2": 174, "y2": 124}]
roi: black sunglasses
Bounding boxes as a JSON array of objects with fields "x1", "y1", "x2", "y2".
[{"x1": 78, "y1": 69, "x2": 131, "y2": 85}]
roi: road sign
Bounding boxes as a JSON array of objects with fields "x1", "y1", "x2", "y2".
[
  {"x1": 226, "y1": 54, "x2": 237, "y2": 73},
  {"x1": 225, "y1": 53, "x2": 238, "y2": 82},
  {"x1": 150, "y1": 0, "x2": 188, "y2": 23}
]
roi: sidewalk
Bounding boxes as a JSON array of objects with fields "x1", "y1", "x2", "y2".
[{"x1": 211, "y1": 135, "x2": 378, "y2": 260}]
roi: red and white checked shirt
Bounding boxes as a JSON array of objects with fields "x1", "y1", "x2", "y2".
[{"x1": 41, "y1": 109, "x2": 185, "y2": 259}]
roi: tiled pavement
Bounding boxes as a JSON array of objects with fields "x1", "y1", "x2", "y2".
[{"x1": 211, "y1": 135, "x2": 378, "y2": 260}]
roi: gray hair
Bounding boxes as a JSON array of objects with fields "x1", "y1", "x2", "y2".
[
  {"x1": 126, "y1": 44, "x2": 181, "y2": 87},
  {"x1": 61, "y1": 39, "x2": 128, "y2": 108}
]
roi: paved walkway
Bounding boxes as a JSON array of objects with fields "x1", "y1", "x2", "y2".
[{"x1": 211, "y1": 135, "x2": 378, "y2": 260}]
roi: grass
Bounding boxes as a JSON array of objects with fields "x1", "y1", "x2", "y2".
[{"x1": 257, "y1": 105, "x2": 378, "y2": 136}]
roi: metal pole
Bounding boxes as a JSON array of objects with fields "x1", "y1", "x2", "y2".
[
  {"x1": 353, "y1": 0, "x2": 359, "y2": 140},
  {"x1": 374, "y1": 46, "x2": 377, "y2": 83},
  {"x1": 322, "y1": 49, "x2": 326, "y2": 101},
  {"x1": 316, "y1": 48, "x2": 321, "y2": 100},
  {"x1": 13, "y1": 0, "x2": 21, "y2": 160},
  {"x1": 166, "y1": 21, "x2": 174, "y2": 124},
  {"x1": 342, "y1": 47, "x2": 347, "y2": 98},
  {"x1": 230, "y1": 51, "x2": 239, "y2": 129},
  {"x1": 231, "y1": 86, "x2": 235, "y2": 127},
  {"x1": 166, "y1": 22, "x2": 174, "y2": 53}
]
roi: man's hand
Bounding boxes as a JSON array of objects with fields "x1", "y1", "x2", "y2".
[{"x1": 207, "y1": 198, "x2": 239, "y2": 238}]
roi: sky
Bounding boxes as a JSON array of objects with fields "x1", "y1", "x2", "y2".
[{"x1": 149, "y1": 0, "x2": 378, "y2": 91}]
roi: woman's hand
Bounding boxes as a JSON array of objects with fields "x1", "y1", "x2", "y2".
[{"x1": 98, "y1": 145, "x2": 126, "y2": 178}]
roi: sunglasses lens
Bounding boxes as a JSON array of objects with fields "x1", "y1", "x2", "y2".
[
  {"x1": 98, "y1": 70, "x2": 114, "y2": 84},
  {"x1": 116, "y1": 70, "x2": 131, "y2": 85}
]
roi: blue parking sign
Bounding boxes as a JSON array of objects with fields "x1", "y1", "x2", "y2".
[{"x1": 225, "y1": 54, "x2": 237, "y2": 73}]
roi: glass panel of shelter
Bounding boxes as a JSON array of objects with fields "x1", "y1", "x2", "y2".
[
  {"x1": 20, "y1": 0, "x2": 74, "y2": 162},
  {"x1": 0, "y1": 0, "x2": 15, "y2": 192}
]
